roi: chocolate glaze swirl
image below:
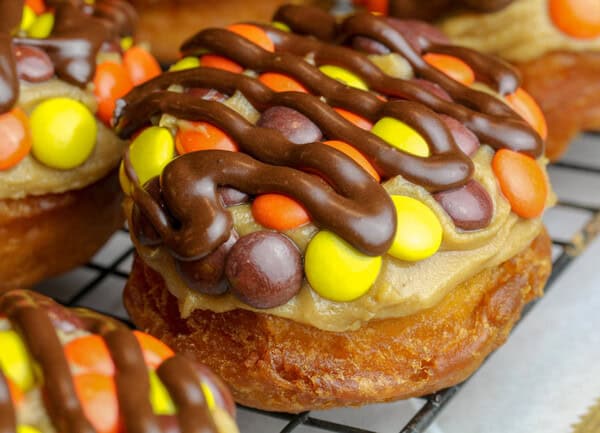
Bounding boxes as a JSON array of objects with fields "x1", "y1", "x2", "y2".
[
  {"x1": 0, "y1": 290, "x2": 232, "y2": 433},
  {"x1": 386, "y1": 0, "x2": 514, "y2": 21},
  {"x1": 0, "y1": 0, "x2": 137, "y2": 113}
]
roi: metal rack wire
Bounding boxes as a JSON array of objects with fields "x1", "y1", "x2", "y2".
[{"x1": 34, "y1": 134, "x2": 600, "y2": 433}]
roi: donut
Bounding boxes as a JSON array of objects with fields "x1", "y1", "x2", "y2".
[
  {"x1": 365, "y1": 0, "x2": 600, "y2": 160},
  {"x1": 0, "y1": 0, "x2": 160, "y2": 290},
  {"x1": 117, "y1": 5, "x2": 554, "y2": 411},
  {"x1": 126, "y1": 0, "x2": 330, "y2": 63},
  {"x1": 0, "y1": 289, "x2": 239, "y2": 433}
]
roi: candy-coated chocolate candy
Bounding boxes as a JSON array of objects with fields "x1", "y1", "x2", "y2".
[
  {"x1": 176, "y1": 122, "x2": 238, "y2": 154},
  {"x1": 149, "y1": 370, "x2": 176, "y2": 416},
  {"x1": 505, "y1": 88, "x2": 548, "y2": 140},
  {"x1": 195, "y1": 363, "x2": 236, "y2": 417},
  {"x1": 0, "y1": 108, "x2": 31, "y2": 170},
  {"x1": 123, "y1": 45, "x2": 161, "y2": 86},
  {"x1": 371, "y1": 116, "x2": 430, "y2": 157},
  {"x1": 30, "y1": 97, "x2": 97, "y2": 169},
  {"x1": 252, "y1": 194, "x2": 311, "y2": 231},
  {"x1": 492, "y1": 149, "x2": 548, "y2": 219},
  {"x1": 409, "y1": 78, "x2": 452, "y2": 102},
  {"x1": 0, "y1": 330, "x2": 35, "y2": 391},
  {"x1": 133, "y1": 331, "x2": 175, "y2": 370},
  {"x1": 351, "y1": 35, "x2": 390, "y2": 55},
  {"x1": 549, "y1": 0, "x2": 600, "y2": 39},
  {"x1": 93, "y1": 61, "x2": 134, "y2": 125},
  {"x1": 200, "y1": 55, "x2": 243, "y2": 73},
  {"x1": 25, "y1": 0, "x2": 45, "y2": 14},
  {"x1": 319, "y1": 65, "x2": 368, "y2": 90},
  {"x1": 434, "y1": 180, "x2": 493, "y2": 231},
  {"x1": 15, "y1": 45, "x2": 54, "y2": 82},
  {"x1": 225, "y1": 231, "x2": 303, "y2": 309},
  {"x1": 219, "y1": 187, "x2": 249, "y2": 207},
  {"x1": 73, "y1": 374, "x2": 119, "y2": 433},
  {"x1": 364, "y1": 0, "x2": 389, "y2": 14},
  {"x1": 334, "y1": 108, "x2": 373, "y2": 130},
  {"x1": 27, "y1": 12, "x2": 54, "y2": 39},
  {"x1": 17, "y1": 426, "x2": 42, "y2": 433},
  {"x1": 257, "y1": 106, "x2": 322, "y2": 145},
  {"x1": 259, "y1": 72, "x2": 308, "y2": 93},
  {"x1": 439, "y1": 114, "x2": 480, "y2": 156},
  {"x1": 305, "y1": 230, "x2": 382, "y2": 302},
  {"x1": 423, "y1": 53, "x2": 475, "y2": 86},
  {"x1": 7, "y1": 377, "x2": 24, "y2": 408},
  {"x1": 388, "y1": 195, "x2": 442, "y2": 261},
  {"x1": 323, "y1": 140, "x2": 380, "y2": 181},
  {"x1": 120, "y1": 36, "x2": 134, "y2": 52},
  {"x1": 176, "y1": 230, "x2": 239, "y2": 295},
  {"x1": 169, "y1": 56, "x2": 200, "y2": 72},
  {"x1": 271, "y1": 21, "x2": 291, "y2": 32},
  {"x1": 129, "y1": 126, "x2": 175, "y2": 185},
  {"x1": 20, "y1": 6, "x2": 36, "y2": 32},
  {"x1": 64, "y1": 335, "x2": 115, "y2": 376},
  {"x1": 226, "y1": 24, "x2": 275, "y2": 52}
]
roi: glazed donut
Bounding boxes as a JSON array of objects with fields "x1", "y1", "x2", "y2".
[
  {"x1": 117, "y1": 4, "x2": 553, "y2": 411},
  {"x1": 0, "y1": 0, "x2": 160, "y2": 290},
  {"x1": 0, "y1": 289, "x2": 239, "y2": 432},
  {"x1": 371, "y1": 0, "x2": 600, "y2": 160}
]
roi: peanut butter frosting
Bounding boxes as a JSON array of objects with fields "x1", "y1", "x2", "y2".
[{"x1": 439, "y1": 0, "x2": 600, "y2": 62}]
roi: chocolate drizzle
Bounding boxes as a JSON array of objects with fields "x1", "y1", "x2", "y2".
[
  {"x1": 0, "y1": 290, "x2": 231, "y2": 433},
  {"x1": 0, "y1": 0, "x2": 137, "y2": 113}
]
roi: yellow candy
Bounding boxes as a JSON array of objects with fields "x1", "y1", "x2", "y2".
[
  {"x1": 149, "y1": 370, "x2": 176, "y2": 416},
  {"x1": 169, "y1": 57, "x2": 201, "y2": 72},
  {"x1": 17, "y1": 426, "x2": 42, "y2": 433},
  {"x1": 371, "y1": 117, "x2": 430, "y2": 157},
  {"x1": 201, "y1": 382, "x2": 216, "y2": 410},
  {"x1": 305, "y1": 231, "x2": 381, "y2": 302},
  {"x1": 0, "y1": 330, "x2": 35, "y2": 391},
  {"x1": 129, "y1": 126, "x2": 175, "y2": 186},
  {"x1": 120, "y1": 36, "x2": 134, "y2": 52},
  {"x1": 271, "y1": 21, "x2": 291, "y2": 32},
  {"x1": 30, "y1": 98, "x2": 97, "y2": 170},
  {"x1": 388, "y1": 195, "x2": 442, "y2": 261},
  {"x1": 319, "y1": 65, "x2": 368, "y2": 91},
  {"x1": 20, "y1": 6, "x2": 36, "y2": 32},
  {"x1": 28, "y1": 13, "x2": 54, "y2": 39}
]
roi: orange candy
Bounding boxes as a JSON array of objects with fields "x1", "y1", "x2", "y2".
[
  {"x1": 334, "y1": 108, "x2": 373, "y2": 130},
  {"x1": 259, "y1": 72, "x2": 308, "y2": 93},
  {"x1": 492, "y1": 149, "x2": 548, "y2": 219},
  {"x1": 549, "y1": 0, "x2": 600, "y2": 39},
  {"x1": 74, "y1": 374, "x2": 119, "y2": 433},
  {"x1": 357, "y1": 0, "x2": 389, "y2": 14},
  {"x1": 123, "y1": 46, "x2": 161, "y2": 86},
  {"x1": 324, "y1": 140, "x2": 380, "y2": 181},
  {"x1": 25, "y1": 0, "x2": 46, "y2": 14},
  {"x1": 252, "y1": 194, "x2": 311, "y2": 231},
  {"x1": 7, "y1": 377, "x2": 24, "y2": 408},
  {"x1": 64, "y1": 335, "x2": 115, "y2": 377},
  {"x1": 133, "y1": 331, "x2": 175, "y2": 370},
  {"x1": 423, "y1": 53, "x2": 475, "y2": 86},
  {"x1": 200, "y1": 55, "x2": 244, "y2": 73},
  {"x1": 93, "y1": 61, "x2": 134, "y2": 125},
  {"x1": 226, "y1": 24, "x2": 275, "y2": 52},
  {"x1": 505, "y1": 87, "x2": 548, "y2": 139},
  {"x1": 176, "y1": 123, "x2": 238, "y2": 154},
  {"x1": 0, "y1": 108, "x2": 31, "y2": 170}
]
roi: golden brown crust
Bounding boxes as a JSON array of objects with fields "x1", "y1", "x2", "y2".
[
  {"x1": 129, "y1": 0, "x2": 324, "y2": 63},
  {"x1": 0, "y1": 170, "x2": 124, "y2": 291},
  {"x1": 124, "y1": 229, "x2": 552, "y2": 412},
  {"x1": 518, "y1": 51, "x2": 600, "y2": 161}
]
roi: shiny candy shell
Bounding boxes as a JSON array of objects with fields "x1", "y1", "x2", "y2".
[
  {"x1": 129, "y1": 126, "x2": 175, "y2": 186},
  {"x1": 388, "y1": 195, "x2": 442, "y2": 261},
  {"x1": 0, "y1": 330, "x2": 35, "y2": 391},
  {"x1": 0, "y1": 108, "x2": 31, "y2": 171},
  {"x1": 305, "y1": 231, "x2": 382, "y2": 302},
  {"x1": 371, "y1": 117, "x2": 430, "y2": 157},
  {"x1": 17, "y1": 427, "x2": 42, "y2": 433},
  {"x1": 319, "y1": 65, "x2": 368, "y2": 91},
  {"x1": 149, "y1": 370, "x2": 176, "y2": 416},
  {"x1": 169, "y1": 56, "x2": 201, "y2": 72},
  {"x1": 30, "y1": 97, "x2": 97, "y2": 170}
]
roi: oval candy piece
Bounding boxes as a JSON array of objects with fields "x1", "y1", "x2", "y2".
[
  {"x1": 371, "y1": 117, "x2": 430, "y2": 157},
  {"x1": 0, "y1": 108, "x2": 31, "y2": 171},
  {"x1": 434, "y1": 180, "x2": 493, "y2": 231},
  {"x1": 305, "y1": 230, "x2": 382, "y2": 302},
  {"x1": 319, "y1": 65, "x2": 368, "y2": 90},
  {"x1": 0, "y1": 330, "x2": 36, "y2": 391},
  {"x1": 15, "y1": 45, "x2": 54, "y2": 83},
  {"x1": 257, "y1": 106, "x2": 322, "y2": 145},
  {"x1": 129, "y1": 126, "x2": 175, "y2": 186}
]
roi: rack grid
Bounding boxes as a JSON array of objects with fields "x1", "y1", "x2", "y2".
[{"x1": 34, "y1": 133, "x2": 600, "y2": 433}]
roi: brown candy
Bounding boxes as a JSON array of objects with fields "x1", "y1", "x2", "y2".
[
  {"x1": 257, "y1": 106, "x2": 323, "y2": 145},
  {"x1": 176, "y1": 230, "x2": 239, "y2": 295},
  {"x1": 219, "y1": 187, "x2": 249, "y2": 207},
  {"x1": 14, "y1": 45, "x2": 54, "y2": 83},
  {"x1": 225, "y1": 231, "x2": 302, "y2": 309},
  {"x1": 434, "y1": 180, "x2": 493, "y2": 231},
  {"x1": 439, "y1": 114, "x2": 480, "y2": 156}
]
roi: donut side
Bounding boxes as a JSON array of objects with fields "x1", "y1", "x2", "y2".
[{"x1": 124, "y1": 228, "x2": 552, "y2": 413}]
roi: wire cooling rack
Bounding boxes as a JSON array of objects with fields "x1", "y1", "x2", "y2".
[{"x1": 34, "y1": 133, "x2": 600, "y2": 433}]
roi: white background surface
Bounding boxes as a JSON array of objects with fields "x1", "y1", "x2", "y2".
[{"x1": 35, "y1": 134, "x2": 600, "y2": 433}]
